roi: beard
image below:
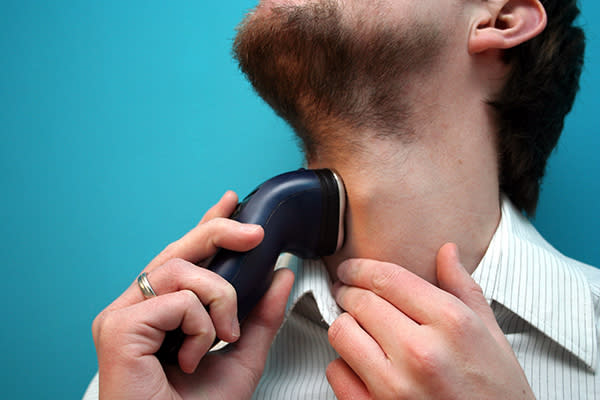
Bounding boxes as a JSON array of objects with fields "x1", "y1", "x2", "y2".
[{"x1": 233, "y1": 0, "x2": 444, "y2": 159}]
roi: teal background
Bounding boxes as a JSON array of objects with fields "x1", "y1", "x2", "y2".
[{"x1": 0, "y1": 1, "x2": 597, "y2": 398}]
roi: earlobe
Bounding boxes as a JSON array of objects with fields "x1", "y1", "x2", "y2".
[{"x1": 468, "y1": 0, "x2": 547, "y2": 54}]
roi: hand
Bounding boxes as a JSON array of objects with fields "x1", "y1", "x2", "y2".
[
  {"x1": 92, "y1": 191, "x2": 294, "y2": 400},
  {"x1": 326, "y1": 243, "x2": 534, "y2": 400}
]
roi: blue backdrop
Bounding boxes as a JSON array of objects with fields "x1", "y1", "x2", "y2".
[{"x1": 0, "y1": 1, "x2": 598, "y2": 398}]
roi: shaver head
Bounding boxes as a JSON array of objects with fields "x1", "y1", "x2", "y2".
[
  {"x1": 227, "y1": 168, "x2": 345, "y2": 259},
  {"x1": 312, "y1": 169, "x2": 346, "y2": 256},
  {"x1": 332, "y1": 170, "x2": 346, "y2": 252},
  {"x1": 207, "y1": 168, "x2": 346, "y2": 320}
]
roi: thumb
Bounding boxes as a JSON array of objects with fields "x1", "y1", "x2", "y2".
[
  {"x1": 230, "y1": 268, "x2": 295, "y2": 370},
  {"x1": 436, "y1": 243, "x2": 509, "y2": 348}
]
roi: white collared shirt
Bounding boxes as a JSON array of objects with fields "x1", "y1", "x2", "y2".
[
  {"x1": 253, "y1": 198, "x2": 600, "y2": 399},
  {"x1": 84, "y1": 198, "x2": 600, "y2": 399}
]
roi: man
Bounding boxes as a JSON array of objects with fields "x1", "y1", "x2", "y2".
[{"x1": 85, "y1": 0, "x2": 598, "y2": 399}]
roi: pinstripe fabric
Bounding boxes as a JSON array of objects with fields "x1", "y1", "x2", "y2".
[
  {"x1": 255, "y1": 198, "x2": 600, "y2": 399},
  {"x1": 83, "y1": 197, "x2": 600, "y2": 399},
  {"x1": 471, "y1": 198, "x2": 599, "y2": 399},
  {"x1": 252, "y1": 255, "x2": 340, "y2": 399}
]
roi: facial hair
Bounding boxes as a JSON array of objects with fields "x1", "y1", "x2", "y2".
[{"x1": 233, "y1": 0, "x2": 444, "y2": 160}]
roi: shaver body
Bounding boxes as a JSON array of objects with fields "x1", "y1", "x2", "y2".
[
  {"x1": 207, "y1": 168, "x2": 345, "y2": 321},
  {"x1": 157, "y1": 168, "x2": 345, "y2": 360}
]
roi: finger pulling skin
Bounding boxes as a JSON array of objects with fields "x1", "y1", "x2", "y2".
[
  {"x1": 327, "y1": 244, "x2": 536, "y2": 399},
  {"x1": 336, "y1": 258, "x2": 453, "y2": 325},
  {"x1": 333, "y1": 283, "x2": 418, "y2": 350}
]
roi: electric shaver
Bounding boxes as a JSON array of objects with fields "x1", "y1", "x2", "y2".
[
  {"x1": 208, "y1": 168, "x2": 346, "y2": 321},
  {"x1": 157, "y1": 168, "x2": 345, "y2": 359}
]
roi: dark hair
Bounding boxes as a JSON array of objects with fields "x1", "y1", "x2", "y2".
[{"x1": 490, "y1": 0, "x2": 585, "y2": 215}]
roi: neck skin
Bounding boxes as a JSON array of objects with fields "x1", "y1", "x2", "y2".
[{"x1": 308, "y1": 51, "x2": 504, "y2": 284}]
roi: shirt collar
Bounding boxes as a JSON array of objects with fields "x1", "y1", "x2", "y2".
[
  {"x1": 472, "y1": 196, "x2": 598, "y2": 370},
  {"x1": 276, "y1": 253, "x2": 342, "y2": 326},
  {"x1": 277, "y1": 196, "x2": 598, "y2": 370}
]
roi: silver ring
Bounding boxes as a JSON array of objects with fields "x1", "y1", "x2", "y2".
[{"x1": 137, "y1": 272, "x2": 157, "y2": 298}]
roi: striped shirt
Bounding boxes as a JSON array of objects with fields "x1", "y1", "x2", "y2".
[
  {"x1": 254, "y1": 198, "x2": 600, "y2": 399},
  {"x1": 83, "y1": 197, "x2": 600, "y2": 399}
]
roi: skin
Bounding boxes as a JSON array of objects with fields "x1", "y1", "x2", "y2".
[
  {"x1": 92, "y1": 192, "x2": 295, "y2": 399},
  {"x1": 303, "y1": 0, "x2": 545, "y2": 397},
  {"x1": 92, "y1": 0, "x2": 548, "y2": 398},
  {"x1": 325, "y1": 248, "x2": 534, "y2": 399}
]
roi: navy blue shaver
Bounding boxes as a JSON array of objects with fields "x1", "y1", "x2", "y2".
[
  {"x1": 157, "y1": 168, "x2": 345, "y2": 360},
  {"x1": 208, "y1": 168, "x2": 346, "y2": 321}
]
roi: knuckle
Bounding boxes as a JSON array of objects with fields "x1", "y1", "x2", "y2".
[
  {"x1": 210, "y1": 280, "x2": 237, "y2": 303},
  {"x1": 466, "y1": 279, "x2": 485, "y2": 298},
  {"x1": 205, "y1": 217, "x2": 229, "y2": 233},
  {"x1": 346, "y1": 289, "x2": 372, "y2": 316},
  {"x1": 371, "y1": 265, "x2": 400, "y2": 293},
  {"x1": 162, "y1": 257, "x2": 189, "y2": 276},
  {"x1": 443, "y1": 302, "x2": 477, "y2": 333},
  {"x1": 178, "y1": 289, "x2": 200, "y2": 307},
  {"x1": 408, "y1": 341, "x2": 447, "y2": 382},
  {"x1": 203, "y1": 218, "x2": 231, "y2": 245},
  {"x1": 327, "y1": 316, "x2": 347, "y2": 345},
  {"x1": 409, "y1": 343, "x2": 444, "y2": 378},
  {"x1": 92, "y1": 310, "x2": 119, "y2": 345},
  {"x1": 195, "y1": 319, "x2": 216, "y2": 341},
  {"x1": 159, "y1": 240, "x2": 181, "y2": 260},
  {"x1": 91, "y1": 312, "x2": 105, "y2": 341}
]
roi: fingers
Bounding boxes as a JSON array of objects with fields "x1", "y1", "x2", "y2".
[
  {"x1": 436, "y1": 243, "x2": 511, "y2": 351},
  {"x1": 113, "y1": 191, "x2": 265, "y2": 339},
  {"x1": 145, "y1": 190, "x2": 262, "y2": 271},
  {"x1": 328, "y1": 313, "x2": 387, "y2": 385},
  {"x1": 94, "y1": 290, "x2": 214, "y2": 375},
  {"x1": 326, "y1": 358, "x2": 372, "y2": 400},
  {"x1": 108, "y1": 259, "x2": 241, "y2": 343},
  {"x1": 330, "y1": 246, "x2": 534, "y2": 400},
  {"x1": 333, "y1": 283, "x2": 418, "y2": 351},
  {"x1": 147, "y1": 217, "x2": 264, "y2": 272},
  {"x1": 436, "y1": 243, "x2": 486, "y2": 313},
  {"x1": 336, "y1": 258, "x2": 455, "y2": 325},
  {"x1": 230, "y1": 268, "x2": 295, "y2": 370}
]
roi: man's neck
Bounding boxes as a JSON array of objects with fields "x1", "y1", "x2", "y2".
[{"x1": 308, "y1": 113, "x2": 501, "y2": 284}]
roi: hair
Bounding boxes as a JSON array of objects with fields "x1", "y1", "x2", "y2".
[
  {"x1": 232, "y1": 2, "x2": 444, "y2": 161},
  {"x1": 489, "y1": 0, "x2": 586, "y2": 215}
]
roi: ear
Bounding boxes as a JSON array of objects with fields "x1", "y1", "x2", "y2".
[{"x1": 468, "y1": 0, "x2": 547, "y2": 54}]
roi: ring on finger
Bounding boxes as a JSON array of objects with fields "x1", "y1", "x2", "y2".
[{"x1": 137, "y1": 272, "x2": 158, "y2": 299}]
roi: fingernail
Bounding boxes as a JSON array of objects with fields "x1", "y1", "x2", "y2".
[
  {"x1": 451, "y1": 243, "x2": 460, "y2": 261},
  {"x1": 336, "y1": 260, "x2": 356, "y2": 283},
  {"x1": 231, "y1": 317, "x2": 240, "y2": 339},
  {"x1": 241, "y1": 224, "x2": 262, "y2": 233}
]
